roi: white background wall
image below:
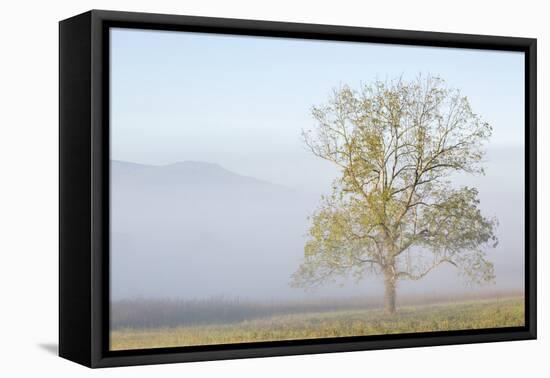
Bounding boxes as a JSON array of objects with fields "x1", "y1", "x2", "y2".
[{"x1": 0, "y1": 0, "x2": 546, "y2": 376}]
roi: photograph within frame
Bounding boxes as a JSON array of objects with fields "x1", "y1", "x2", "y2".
[{"x1": 108, "y1": 25, "x2": 527, "y2": 352}]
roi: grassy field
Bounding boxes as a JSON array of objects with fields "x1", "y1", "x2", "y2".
[{"x1": 110, "y1": 296, "x2": 524, "y2": 350}]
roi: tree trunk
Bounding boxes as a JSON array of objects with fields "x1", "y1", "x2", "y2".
[{"x1": 383, "y1": 269, "x2": 397, "y2": 315}]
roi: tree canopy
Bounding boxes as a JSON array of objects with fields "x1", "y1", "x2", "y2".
[{"x1": 292, "y1": 75, "x2": 498, "y2": 313}]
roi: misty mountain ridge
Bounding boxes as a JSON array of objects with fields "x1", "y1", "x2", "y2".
[
  {"x1": 112, "y1": 159, "x2": 251, "y2": 178},
  {"x1": 111, "y1": 159, "x2": 290, "y2": 192}
]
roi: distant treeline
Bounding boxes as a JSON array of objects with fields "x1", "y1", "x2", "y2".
[{"x1": 111, "y1": 290, "x2": 522, "y2": 330}]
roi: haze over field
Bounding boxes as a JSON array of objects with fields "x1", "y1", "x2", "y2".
[{"x1": 110, "y1": 146, "x2": 524, "y2": 301}]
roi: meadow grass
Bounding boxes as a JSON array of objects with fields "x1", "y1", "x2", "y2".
[{"x1": 110, "y1": 296, "x2": 524, "y2": 350}]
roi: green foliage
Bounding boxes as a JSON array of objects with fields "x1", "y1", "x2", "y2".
[{"x1": 292, "y1": 75, "x2": 498, "y2": 301}]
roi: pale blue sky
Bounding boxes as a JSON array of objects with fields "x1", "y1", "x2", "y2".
[{"x1": 110, "y1": 27, "x2": 525, "y2": 189}]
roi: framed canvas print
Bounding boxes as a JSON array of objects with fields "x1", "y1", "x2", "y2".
[{"x1": 59, "y1": 10, "x2": 536, "y2": 368}]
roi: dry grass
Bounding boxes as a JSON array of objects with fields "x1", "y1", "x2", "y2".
[{"x1": 110, "y1": 296, "x2": 524, "y2": 350}]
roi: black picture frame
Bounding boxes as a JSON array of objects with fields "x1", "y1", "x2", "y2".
[{"x1": 59, "y1": 9, "x2": 537, "y2": 368}]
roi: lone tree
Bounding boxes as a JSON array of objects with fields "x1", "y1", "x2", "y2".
[{"x1": 292, "y1": 76, "x2": 498, "y2": 314}]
